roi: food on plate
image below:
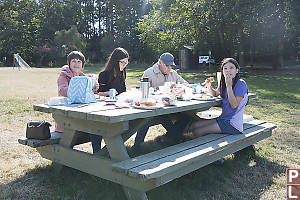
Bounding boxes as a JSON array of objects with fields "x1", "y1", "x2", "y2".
[
  {"x1": 162, "y1": 97, "x2": 171, "y2": 106},
  {"x1": 193, "y1": 94, "x2": 214, "y2": 100},
  {"x1": 202, "y1": 77, "x2": 214, "y2": 86},
  {"x1": 161, "y1": 97, "x2": 176, "y2": 106},
  {"x1": 171, "y1": 87, "x2": 185, "y2": 98},
  {"x1": 140, "y1": 101, "x2": 156, "y2": 107}
]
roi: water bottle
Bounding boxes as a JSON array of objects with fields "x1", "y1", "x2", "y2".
[
  {"x1": 140, "y1": 77, "x2": 150, "y2": 100},
  {"x1": 193, "y1": 84, "x2": 202, "y2": 94}
]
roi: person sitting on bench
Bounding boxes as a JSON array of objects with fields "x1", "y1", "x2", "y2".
[
  {"x1": 133, "y1": 53, "x2": 190, "y2": 148},
  {"x1": 190, "y1": 58, "x2": 248, "y2": 137},
  {"x1": 56, "y1": 51, "x2": 102, "y2": 154}
]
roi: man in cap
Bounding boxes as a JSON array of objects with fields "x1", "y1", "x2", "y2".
[
  {"x1": 142, "y1": 52, "x2": 188, "y2": 88},
  {"x1": 133, "y1": 53, "x2": 190, "y2": 149}
]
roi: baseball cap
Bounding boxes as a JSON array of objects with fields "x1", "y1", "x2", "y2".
[{"x1": 159, "y1": 52, "x2": 175, "y2": 66}]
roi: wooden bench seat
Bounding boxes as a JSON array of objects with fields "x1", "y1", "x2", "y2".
[
  {"x1": 18, "y1": 131, "x2": 91, "y2": 148},
  {"x1": 112, "y1": 120, "x2": 276, "y2": 189},
  {"x1": 18, "y1": 132, "x2": 62, "y2": 148}
]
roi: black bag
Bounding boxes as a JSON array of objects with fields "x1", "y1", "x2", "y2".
[{"x1": 26, "y1": 121, "x2": 51, "y2": 140}]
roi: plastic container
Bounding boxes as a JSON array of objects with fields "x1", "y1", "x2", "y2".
[{"x1": 48, "y1": 97, "x2": 69, "y2": 105}]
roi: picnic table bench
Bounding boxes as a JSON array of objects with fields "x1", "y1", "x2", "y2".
[{"x1": 18, "y1": 93, "x2": 276, "y2": 200}]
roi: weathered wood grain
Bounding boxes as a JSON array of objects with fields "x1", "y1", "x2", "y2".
[{"x1": 112, "y1": 121, "x2": 276, "y2": 181}]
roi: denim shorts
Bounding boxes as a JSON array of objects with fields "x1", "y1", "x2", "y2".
[{"x1": 216, "y1": 117, "x2": 242, "y2": 135}]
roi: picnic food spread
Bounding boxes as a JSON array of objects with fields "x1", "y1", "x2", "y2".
[{"x1": 49, "y1": 82, "x2": 219, "y2": 110}]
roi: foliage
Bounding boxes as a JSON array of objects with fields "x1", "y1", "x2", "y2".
[
  {"x1": 0, "y1": 0, "x2": 299, "y2": 68},
  {"x1": 138, "y1": 0, "x2": 298, "y2": 69},
  {"x1": 54, "y1": 26, "x2": 86, "y2": 56},
  {"x1": 0, "y1": 0, "x2": 40, "y2": 65}
]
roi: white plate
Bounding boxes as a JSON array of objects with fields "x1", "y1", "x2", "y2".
[
  {"x1": 192, "y1": 95, "x2": 217, "y2": 101},
  {"x1": 132, "y1": 104, "x2": 164, "y2": 110}
]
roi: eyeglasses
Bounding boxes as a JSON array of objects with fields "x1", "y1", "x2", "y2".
[{"x1": 119, "y1": 60, "x2": 129, "y2": 66}]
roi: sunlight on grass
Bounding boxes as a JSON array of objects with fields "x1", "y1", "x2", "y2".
[
  {"x1": 0, "y1": 98, "x2": 33, "y2": 114},
  {"x1": 0, "y1": 67, "x2": 299, "y2": 200}
]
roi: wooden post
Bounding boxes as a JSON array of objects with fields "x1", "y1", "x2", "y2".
[{"x1": 104, "y1": 135, "x2": 148, "y2": 200}]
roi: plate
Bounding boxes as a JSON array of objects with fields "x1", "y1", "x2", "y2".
[
  {"x1": 192, "y1": 95, "x2": 216, "y2": 101},
  {"x1": 132, "y1": 104, "x2": 164, "y2": 110}
]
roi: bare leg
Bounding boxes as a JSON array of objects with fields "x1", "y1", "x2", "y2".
[
  {"x1": 192, "y1": 119, "x2": 222, "y2": 137},
  {"x1": 190, "y1": 118, "x2": 217, "y2": 131}
]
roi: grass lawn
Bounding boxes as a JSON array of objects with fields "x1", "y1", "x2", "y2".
[{"x1": 0, "y1": 64, "x2": 299, "y2": 200}]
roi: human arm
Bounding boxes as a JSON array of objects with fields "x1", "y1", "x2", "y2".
[
  {"x1": 205, "y1": 81, "x2": 220, "y2": 97},
  {"x1": 97, "y1": 71, "x2": 110, "y2": 96},
  {"x1": 57, "y1": 73, "x2": 69, "y2": 97},
  {"x1": 225, "y1": 75, "x2": 246, "y2": 109},
  {"x1": 174, "y1": 71, "x2": 188, "y2": 85},
  {"x1": 86, "y1": 74, "x2": 100, "y2": 94}
]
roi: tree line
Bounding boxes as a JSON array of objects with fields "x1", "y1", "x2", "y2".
[{"x1": 0, "y1": 0, "x2": 299, "y2": 69}]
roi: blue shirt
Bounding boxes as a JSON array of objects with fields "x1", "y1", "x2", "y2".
[{"x1": 219, "y1": 79, "x2": 248, "y2": 132}]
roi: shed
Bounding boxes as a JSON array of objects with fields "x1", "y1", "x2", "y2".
[{"x1": 179, "y1": 45, "x2": 194, "y2": 70}]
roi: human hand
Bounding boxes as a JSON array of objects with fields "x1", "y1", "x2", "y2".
[
  {"x1": 202, "y1": 77, "x2": 214, "y2": 87},
  {"x1": 93, "y1": 82, "x2": 99, "y2": 91},
  {"x1": 224, "y1": 73, "x2": 233, "y2": 87}
]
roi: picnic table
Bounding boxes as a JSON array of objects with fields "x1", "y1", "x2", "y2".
[{"x1": 19, "y1": 93, "x2": 276, "y2": 200}]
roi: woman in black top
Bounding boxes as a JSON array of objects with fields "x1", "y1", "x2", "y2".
[{"x1": 98, "y1": 47, "x2": 129, "y2": 96}]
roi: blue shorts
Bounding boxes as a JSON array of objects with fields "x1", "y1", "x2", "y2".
[{"x1": 216, "y1": 117, "x2": 242, "y2": 135}]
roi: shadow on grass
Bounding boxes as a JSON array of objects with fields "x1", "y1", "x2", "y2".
[{"x1": 0, "y1": 146, "x2": 287, "y2": 200}]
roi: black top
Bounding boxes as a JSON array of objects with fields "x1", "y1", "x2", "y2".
[{"x1": 97, "y1": 70, "x2": 126, "y2": 95}]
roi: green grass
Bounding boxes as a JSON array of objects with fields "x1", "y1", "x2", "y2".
[{"x1": 0, "y1": 66, "x2": 299, "y2": 200}]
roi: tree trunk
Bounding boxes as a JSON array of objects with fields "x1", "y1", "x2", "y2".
[
  {"x1": 237, "y1": 30, "x2": 245, "y2": 67},
  {"x1": 272, "y1": 40, "x2": 283, "y2": 70}
]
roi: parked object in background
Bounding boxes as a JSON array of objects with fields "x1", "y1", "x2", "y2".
[
  {"x1": 199, "y1": 56, "x2": 215, "y2": 65},
  {"x1": 13, "y1": 53, "x2": 31, "y2": 70}
]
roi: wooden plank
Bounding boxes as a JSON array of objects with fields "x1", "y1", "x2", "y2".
[
  {"x1": 103, "y1": 134, "x2": 149, "y2": 198},
  {"x1": 113, "y1": 122, "x2": 275, "y2": 179},
  {"x1": 154, "y1": 130, "x2": 272, "y2": 188},
  {"x1": 128, "y1": 122, "x2": 276, "y2": 179},
  {"x1": 88, "y1": 101, "x2": 214, "y2": 124},
  {"x1": 53, "y1": 114, "x2": 129, "y2": 138},
  {"x1": 113, "y1": 134, "x2": 226, "y2": 173},
  {"x1": 58, "y1": 128, "x2": 78, "y2": 148},
  {"x1": 18, "y1": 132, "x2": 61, "y2": 148},
  {"x1": 34, "y1": 94, "x2": 253, "y2": 124},
  {"x1": 243, "y1": 119, "x2": 267, "y2": 130},
  {"x1": 113, "y1": 120, "x2": 267, "y2": 171},
  {"x1": 36, "y1": 145, "x2": 156, "y2": 192}
]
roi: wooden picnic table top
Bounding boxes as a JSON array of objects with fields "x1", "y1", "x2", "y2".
[
  {"x1": 34, "y1": 98, "x2": 221, "y2": 123},
  {"x1": 34, "y1": 93, "x2": 255, "y2": 123}
]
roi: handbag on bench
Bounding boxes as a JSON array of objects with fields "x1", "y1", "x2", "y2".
[{"x1": 26, "y1": 121, "x2": 51, "y2": 140}]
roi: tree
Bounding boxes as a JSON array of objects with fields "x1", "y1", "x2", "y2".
[
  {"x1": 0, "y1": 0, "x2": 40, "y2": 65},
  {"x1": 54, "y1": 26, "x2": 86, "y2": 63},
  {"x1": 138, "y1": 0, "x2": 297, "y2": 69}
]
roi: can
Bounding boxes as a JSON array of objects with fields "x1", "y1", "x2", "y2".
[{"x1": 109, "y1": 88, "x2": 116, "y2": 99}]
